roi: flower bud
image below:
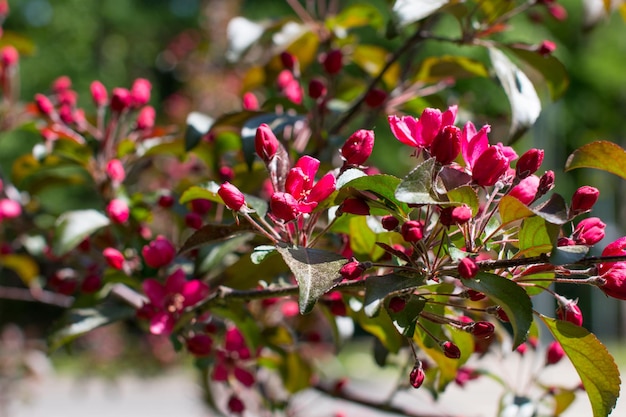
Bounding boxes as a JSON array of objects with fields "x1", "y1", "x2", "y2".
[
  {"x1": 255, "y1": 123, "x2": 280, "y2": 162},
  {"x1": 52, "y1": 76, "x2": 72, "y2": 93},
  {"x1": 158, "y1": 194, "x2": 175, "y2": 208},
  {"x1": 571, "y1": 186, "x2": 599, "y2": 215},
  {"x1": 430, "y1": 125, "x2": 461, "y2": 165},
  {"x1": 458, "y1": 257, "x2": 479, "y2": 279},
  {"x1": 538, "y1": 170, "x2": 555, "y2": 196},
  {"x1": 136, "y1": 106, "x2": 155, "y2": 130},
  {"x1": 308, "y1": 78, "x2": 327, "y2": 99},
  {"x1": 339, "y1": 197, "x2": 370, "y2": 215},
  {"x1": 282, "y1": 79, "x2": 303, "y2": 104},
  {"x1": 322, "y1": 49, "x2": 343, "y2": 75},
  {"x1": 537, "y1": 40, "x2": 557, "y2": 57},
  {"x1": 81, "y1": 273, "x2": 102, "y2": 294},
  {"x1": 276, "y1": 69, "x2": 294, "y2": 89},
  {"x1": 280, "y1": 51, "x2": 297, "y2": 70},
  {"x1": 439, "y1": 205, "x2": 472, "y2": 226},
  {"x1": 597, "y1": 237, "x2": 626, "y2": 300},
  {"x1": 0, "y1": 45, "x2": 18, "y2": 67},
  {"x1": 186, "y1": 334, "x2": 213, "y2": 357},
  {"x1": 381, "y1": 215, "x2": 399, "y2": 231},
  {"x1": 516, "y1": 343, "x2": 528, "y2": 356},
  {"x1": 364, "y1": 88, "x2": 387, "y2": 108},
  {"x1": 387, "y1": 296, "x2": 407, "y2": 313},
  {"x1": 34, "y1": 94, "x2": 54, "y2": 116},
  {"x1": 472, "y1": 146, "x2": 509, "y2": 186},
  {"x1": 556, "y1": 298, "x2": 583, "y2": 326},
  {"x1": 242, "y1": 92, "x2": 259, "y2": 110},
  {"x1": 106, "y1": 199, "x2": 129, "y2": 224},
  {"x1": 547, "y1": 4, "x2": 567, "y2": 20},
  {"x1": 103, "y1": 247, "x2": 124, "y2": 270},
  {"x1": 227, "y1": 394, "x2": 245, "y2": 413},
  {"x1": 130, "y1": 78, "x2": 151, "y2": 108},
  {"x1": 410, "y1": 362, "x2": 425, "y2": 388},
  {"x1": 270, "y1": 192, "x2": 300, "y2": 222},
  {"x1": 509, "y1": 175, "x2": 540, "y2": 205},
  {"x1": 106, "y1": 159, "x2": 126, "y2": 184},
  {"x1": 142, "y1": 235, "x2": 176, "y2": 268},
  {"x1": 573, "y1": 217, "x2": 605, "y2": 246},
  {"x1": 0, "y1": 198, "x2": 21, "y2": 220},
  {"x1": 516, "y1": 148, "x2": 544, "y2": 179},
  {"x1": 218, "y1": 182, "x2": 246, "y2": 211},
  {"x1": 90, "y1": 81, "x2": 108, "y2": 107},
  {"x1": 441, "y1": 341, "x2": 461, "y2": 359},
  {"x1": 339, "y1": 258, "x2": 366, "y2": 280},
  {"x1": 401, "y1": 220, "x2": 424, "y2": 242},
  {"x1": 110, "y1": 87, "x2": 132, "y2": 113},
  {"x1": 341, "y1": 129, "x2": 375, "y2": 166},
  {"x1": 546, "y1": 341, "x2": 565, "y2": 365},
  {"x1": 185, "y1": 212, "x2": 203, "y2": 229},
  {"x1": 471, "y1": 321, "x2": 495, "y2": 339}
]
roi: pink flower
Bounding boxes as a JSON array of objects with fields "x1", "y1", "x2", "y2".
[
  {"x1": 270, "y1": 156, "x2": 336, "y2": 222},
  {"x1": 110, "y1": 87, "x2": 132, "y2": 113},
  {"x1": 52, "y1": 76, "x2": 72, "y2": 93},
  {"x1": 598, "y1": 237, "x2": 626, "y2": 300},
  {"x1": 242, "y1": 92, "x2": 259, "y2": 110},
  {"x1": 212, "y1": 326, "x2": 256, "y2": 387},
  {"x1": 103, "y1": 247, "x2": 124, "y2": 270},
  {"x1": 472, "y1": 146, "x2": 510, "y2": 186},
  {"x1": 282, "y1": 79, "x2": 303, "y2": 104},
  {"x1": 573, "y1": 217, "x2": 605, "y2": 246},
  {"x1": 509, "y1": 175, "x2": 540, "y2": 205},
  {"x1": 136, "y1": 106, "x2": 155, "y2": 130},
  {"x1": 142, "y1": 235, "x2": 176, "y2": 268},
  {"x1": 460, "y1": 121, "x2": 491, "y2": 171},
  {"x1": 130, "y1": 78, "x2": 151, "y2": 108},
  {"x1": 90, "y1": 81, "x2": 108, "y2": 107},
  {"x1": 139, "y1": 268, "x2": 209, "y2": 335},
  {"x1": 106, "y1": 199, "x2": 129, "y2": 223},
  {"x1": 537, "y1": 40, "x2": 557, "y2": 57},
  {"x1": 388, "y1": 106, "x2": 457, "y2": 149},
  {"x1": 106, "y1": 159, "x2": 126, "y2": 183},
  {"x1": 0, "y1": 198, "x2": 21, "y2": 220}
]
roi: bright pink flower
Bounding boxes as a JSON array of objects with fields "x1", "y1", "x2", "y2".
[
  {"x1": 218, "y1": 182, "x2": 246, "y2": 211},
  {"x1": 0, "y1": 199, "x2": 21, "y2": 220},
  {"x1": 90, "y1": 81, "x2": 108, "y2": 107},
  {"x1": 271, "y1": 156, "x2": 336, "y2": 221},
  {"x1": 388, "y1": 106, "x2": 457, "y2": 150},
  {"x1": 571, "y1": 186, "x2": 599, "y2": 215},
  {"x1": 598, "y1": 237, "x2": 626, "y2": 300},
  {"x1": 106, "y1": 199, "x2": 129, "y2": 223},
  {"x1": 103, "y1": 247, "x2": 124, "y2": 270},
  {"x1": 546, "y1": 341, "x2": 565, "y2": 365},
  {"x1": 212, "y1": 326, "x2": 255, "y2": 387},
  {"x1": 136, "y1": 106, "x2": 155, "y2": 130},
  {"x1": 142, "y1": 235, "x2": 176, "y2": 268},
  {"x1": 341, "y1": 129, "x2": 374, "y2": 165},
  {"x1": 130, "y1": 78, "x2": 151, "y2": 108},
  {"x1": 556, "y1": 298, "x2": 583, "y2": 326},
  {"x1": 509, "y1": 175, "x2": 540, "y2": 205},
  {"x1": 57, "y1": 89, "x2": 77, "y2": 107},
  {"x1": 140, "y1": 268, "x2": 209, "y2": 335},
  {"x1": 0, "y1": 45, "x2": 18, "y2": 67},
  {"x1": 547, "y1": 4, "x2": 567, "y2": 20},
  {"x1": 110, "y1": 87, "x2": 132, "y2": 113},
  {"x1": 573, "y1": 217, "x2": 605, "y2": 246},
  {"x1": 242, "y1": 92, "x2": 259, "y2": 110},
  {"x1": 458, "y1": 257, "x2": 479, "y2": 279},
  {"x1": 255, "y1": 123, "x2": 280, "y2": 162},
  {"x1": 106, "y1": 159, "x2": 126, "y2": 183},
  {"x1": 472, "y1": 146, "x2": 509, "y2": 186}
]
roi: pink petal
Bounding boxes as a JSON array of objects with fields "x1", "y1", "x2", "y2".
[
  {"x1": 225, "y1": 327, "x2": 246, "y2": 352},
  {"x1": 285, "y1": 167, "x2": 307, "y2": 200},
  {"x1": 234, "y1": 367, "x2": 255, "y2": 387},
  {"x1": 149, "y1": 311, "x2": 175, "y2": 335},
  {"x1": 181, "y1": 280, "x2": 210, "y2": 307},
  {"x1": 165, "y1": 268, "x2": 186, "y2": 294},
  {"x1": 463, "y1": 123, "x2": 490, "y2": 170},
  {"x1": 442, "y1": 105, "x2": 458, "y2": 127},
  {"x1": 212, "y1": 362, "x2": 229, "y2": 382},
  {"x1": 306, "y1": 172, "x2": 336, "y2": 205},
  {"x1": 418, "y1": 108, "x2": 442, "y2": 146},
  {"x1": 388, "y1": 115, "x2": 420, "y2": 147},
  {"x1": 142, "y1": 279, "x2": 166, "y2": 307},
  {"x1": 294, "y1": 155, "x2": 320, "y2": 186}
]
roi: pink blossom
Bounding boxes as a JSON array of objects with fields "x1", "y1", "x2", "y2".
[
  {"x1": 106, "y1": 159, "x2": 126, "y2": 183},
  {"x1": 136, "y1": 106, "x2": 155, "y2": 130},
  {"x1": 218, "y1": 182, "x2": 246, "y2": 211},
  {"x1": 90, "y1": 81, "x2": 108, "y2": 107},
  {"x1": 103, "y1": 247, "x2": 124, "y2": 270},
  {"x1": 509, "y1": 175, "x2": 540, "y2": 205},
  {"x1": 52, "y1": 76, "x2": 72, "y2": 93},
  {"x1": 0, "y1": 199, "x2": 21, "y2": 220},
  {"x1": 472, "y1": 146, "x2": 510, "y2": 186},
  {"x1": 130, "y1": 78, "x2": 152, "y2": 108},
  {"x1": 0, "y1": 45, "x2": 18, "y2": 67},
  {"x1": 388, "y1": 106, "x2": 457, "y2": 150},
  {"x1": 106, "y1": 199, "x2": 129, "y2": 223},
  {"x1": 242, "y1": 92, "x2": 259, "y2": 110},
  {"x1": 212, "y1": 326, "x2": 256, "y2": 387},
  {"x1": 597, "y1": 237, "x2": 626, "y2": 300},
  {"x1": 573, "y1": 217, "x2": 605, "y2": 246},
  {"x1": 141, "y1": 235, "x2": 176, "y2": 268},
  {"x1": 255, "y1": 123, "x2": 280, "y2": 162},
  {"x1": 341, "y1": 129, "x2": 374, "y2": 166},
  {"x1": 140, "y1": 268, "x2": 209, "y2": 335}
]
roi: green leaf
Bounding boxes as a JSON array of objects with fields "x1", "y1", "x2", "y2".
[
  {"x1": 350, "y1": 304, "x2": 404, "y2": 354},
  {"x1": 53, "y1": 209, "x2": 110, "y2": 256},
  {"x1": 507, "y1": 46, "x2": 569, "y2": 100},
  {"x1": 48, "y1": 304, "x2": 136, "y2": 352},
  {"x1": 541, "y1": 316, "x2": 620, "y2": 417},
  {"x1": 178, "y1": 224, "x2": 256, "y2": 253},
  {"x1": 387, "y1": 295, "x2": 427, "y2": 337},
  {"x1": 549, "y1": 245, "x2": 589, "y2": 266},
  {"x1": 326, "y1": 3, "x2": 384, "y2": 31},
  {"x1": 275, "y1": 244, "x2": 346, "y2": 314},
  {"x1": 489, "y1": 48, "x2": 541, "y2": 142},
  {"x1": 395, "y1": 158, "x2": 441, "y2": 205},
  {"x1": 499, "y1": 195, "x2": 534, "y2": 224},
  {"x1": 179, "y1": 183, "x2": 220, "y2": 204},
  {"x1": 352, "y1": 44, "x2": 401, "y2": 88},
  {"x1": 281, "y1": 351, "x2": 313, "y2": 393},
  {"x1": 565, "y1": 140, "x2": 626, "y2": 180},
  {"x1": 462, "y1": 272, "x2": 532, "y2": 349},
  {"x1": 417, "y1": 55, "x2": 489, "y2": 83},
  {"x1": 519, "y1": 216, "x2": 558, "y2": 257},
  {"x1": 0, "y1": 254, "x2": 40, "y2": 287},
  {"x1": 337, "y1": 173, "x2": 408, "y2": 215},
  {"x1": 446, "y1": 185, "x2": 479, "y2": 215},
  {"x1": 363, "y1": 272, "x2": 425, "y2": 317}
]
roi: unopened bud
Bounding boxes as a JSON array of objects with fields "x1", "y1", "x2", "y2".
[
  {"x1": 110, "y1": 87, "x2": 132, "y2": 113},
  {"x1": 537, "y1": 170, "x2": 555, "y2": 196},
  {"x1": 430, "y1": 125, "x2": 461, "y2": 165},
  {"x1": 130, "y1": 78, "x2": 152, "y2": 108},
  {"x1": 339, "y1": 197, "x2": 370, "y2": 215},
  {"x1": 516, "y1": 148, "x2": 544, "y2": 179},
  {"x1": 401, "y1": 220, "x2": 424, "y2": 242},
  {"x1": 341, "y1": 129, "x2": 374, "y2": 166},
  {"x1": 136, "y1": 106, "x2": 156, "y2": 130},
  {"x1": 570, "y1": 186, "x2": 599, "y2": 215},
  {"x1": 218, "y1": 182, "x2": 246, "y2": 211},
  {"x1": 364, "y1": 88, "x2": 387, "y2": 108},
  {"x1": 90, "y1": 81, "x2": 108, "y2": 107},
  {"x1": 308, "y1": 78, "x2": 327, "y2": 99},
  {"x1": 409, "y1": 362, "x2": 425, "y2": 388},
  {"x1": 34, "y1": 94, "x2": 54, "y2": 116},
  {"x1": 441, "y1": 341, "x2": 461, "y2": 359},
  {"x1": 381, "y1": 215, "x2": 399, "y2": 231},
  {"x1": 339, "y1": 258, "x2": 366, "y2": 280},
  {"x1": 322, "y1": 49, "x2": 343, "y2": 75},
  {"x1": 255, "y1": 123, "x2": 280, "y2": 162},
  {"x1": 546, "y1": 341, "x2": 565, "y2": 365},
  {"x1": 471, "y1": 321, "x2": 495, "y2": 339},
  {"x1": 458, "y1": 257, "x2": 479, "y2": 279}
]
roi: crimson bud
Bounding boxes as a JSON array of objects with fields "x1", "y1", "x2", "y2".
[
  {"x1": 458, "y1": 257, "x2": 479, "y2": 279},
  {"x1": 34, "y1": 94, "x2": 54, "y2": 115},
  {"x1": 570, "y1": 186, "x2": 599, "y2": 215},
  {"x1": 106, "y1": 199, "x2": 129, "y2": 223},
  {"x1": 381, "y1": 215, "x2": 399, "y2": 231},
  {"x1": 142, "y1": 235, "x2": 176, "y2": 268},
  {"x1": 103, "y1": 247, "x2": 124, "y2": 270},
  {"x1": 573, "y1": 217, "x2": 605, "y2": 246},
  {"x1": 322, "y1": 49, "x2": 343, "y2": 75},
  {"x1": 339, "y1": 258, "x2": 365, "y2": 280},
  {"x1": 388, "y1": 296, "x2": 407, "y2": 313},
  {"x1": 546, "y1": 341, "x2": 565, "y2": 365},
  {"x1": 341, "y1": 129, "x2": 374, "y2": 166},
  {"x1": 430, "y1": 125, "x2": 461, "y2": 165},
  {"x1": 364, "y1": 88, "x2": 387, "y2": 108},
  {"x1": 538, "y1": 170, "x2": 555, "y2": 196},
  {"x1": 110, "y1": 87, "x2": 132, "y2": 113},
  {"x1": 439, "y1": 205, "x2": 472, "y2": 226},
  {"x1": 471, "y1": 321, "x2": 495, "y2": 339},
  {"x1": 409, "y1": 362, "x2": 425, "y2": 388},
  {"x1": 340, "y1": 197, "x2": 370, "y2": 215},
  {"x1": 218, "y1": 182, "x2": 246, "y2": 211},
  {"x1": 516, "y1": 148, "x2": 544, "y2": 179},
  {"x1": 401, "y1": 220, "x2": 424, "y2": 242},
  {"x1": 556, "y1": 298, "x2": 583, "y2": 326},
  {"x1": 308, "y1": 78, "x2": 327, "y2": 99},
  {"x1": 186, "y1": 334, "x2": 213, "y2": 357},
  {"x1": 441, "y1": 341, "x2": 461, "y2": 359},
  {"x1": 255, "y1": 123, "x2": 280, "y2": 162},
  {"x1": 473, "y1": 146, "x2": 509, "y2": 186},
  {"x1": 90, "y1": 81, "x2": 108, "y2": 107}
]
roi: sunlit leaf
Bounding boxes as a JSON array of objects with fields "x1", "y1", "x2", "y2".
[
  {"x1": 52, "y1": 209, "x2": 110, "y2": 256},
  {"x1": 499, "y1": 195, "x2": 534, "y2": 224},
  {"x1": 337, "y1": 173, "x2": 409, "y2": 215},
  {"x1": 541, "y1": 316, "x2": 620, "y2": 417},
  {"x1": 351, "y1": 305, "x2": 404, "y2": 354},
  {"x1": 462, "y1": 272, "x2": 532, "y2": 349},
  {"x1": 395, "y1": 158, "x2": 440, "y2": 205},
  {"x1": 48, "y1": 304, "x2": 136, "y2": 352},
  {"x1": 417, "y1": 55, "x2": 489, "y2": 83},
  {"x1": 275, "y1": 244, "x2": 345, "y2": 314},
  {"x1": 489, "y1": 48, "x2": 541, "y2": 142},
  {"x1": 0, "y1": 254, "x2": 40, "y2": 286},
  {"x1": 519, "y1": 216, "x2": 558, "y2": 257},
  {"x1": 506, "y1": 46, "x2": 569, "y2": 100},
  {"x1": 327, "y1": 4, "x2": 384, "y2": 31},
  {"x1": 352, "y1": 44, "x2": 401, "y2": 88},
  {"x1": 363, "y1": 272, "x2": 425, "y2": 317},
  {"x1": 565, "y1": 140, "x2": 626, "y2": 180}
]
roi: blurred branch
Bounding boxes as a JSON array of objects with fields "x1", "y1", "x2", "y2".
[{"x1": 0, "y1": 285, "x2": 73, "y2": 308}]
